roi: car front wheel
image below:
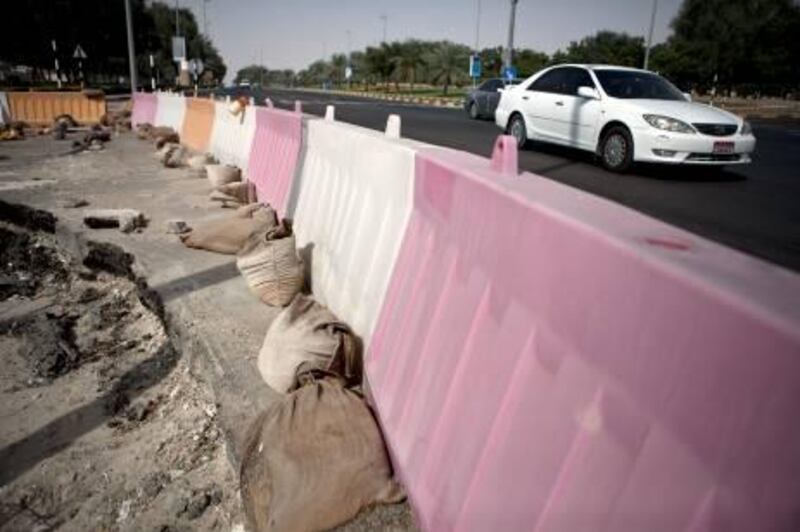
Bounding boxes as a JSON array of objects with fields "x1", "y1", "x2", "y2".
[
  {"x1": 507, "y1": 114, "x2": 528, "y2": 148},
  {"x1": 468, "y1": 102, "x2": 479, "y2": 120},
  {"x1": 600, "y1": 126, "x2": 634, "y2": 173}
]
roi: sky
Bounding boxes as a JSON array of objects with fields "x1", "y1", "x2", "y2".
[{"x1": 181, "y1": 0, "x2": 684, "y2": 82}]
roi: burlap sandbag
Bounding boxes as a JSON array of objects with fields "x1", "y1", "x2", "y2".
[
  {"x1": 256, "y1": 293, "x2": 361, "y2": 393},
  {"x1": 240, "y1": 375, "x2": 404, "y2": 532},
  {"x1": 180, "y1": 204, "x2": 277, "y2": 254},
  {"x1": 236, "y1": 222, "x2": 305, "y2": 307},
  {"x1": 206, "y1": 164, "x2": 241, "y2": 187}
]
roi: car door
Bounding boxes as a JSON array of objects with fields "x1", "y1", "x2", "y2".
[
  {"x1": 556, "y1": 67, "x2": 603, "y2": 149},
  {"x1": 519, "y1": 67, "x2": 570, "y2": 142},
  {"x1": 483, "y1": 79, "x2": 503, "y2": 115}
]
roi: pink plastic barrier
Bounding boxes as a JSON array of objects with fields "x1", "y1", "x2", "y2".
[
  {"x1": 246, "y1": 106, "x2": 303, "y2": 217},
  {"x1": 367, "y1": 137, "x2": 800, "y2": 531},
  {"x1": 131, "y1": 92, "x2": 157, "y2": 128}
]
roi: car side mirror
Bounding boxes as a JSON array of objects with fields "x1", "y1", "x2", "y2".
[
  {"x1": 577, "y1": 86, "x2": 600, "y2": 99},
  {"x1": 496, "y1": 87, "x2": 504, "y2": 93},
  {"x1": 683, "y1": 92, "x2": 692, "y2": 102}
]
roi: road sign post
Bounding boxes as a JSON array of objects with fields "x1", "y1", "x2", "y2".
[
  {"x1": 73, "y1": 44, "x2": 87, "y2": 89},
  {"x1": 469, "y1": 54, "x2": 482, "y2": 87}
]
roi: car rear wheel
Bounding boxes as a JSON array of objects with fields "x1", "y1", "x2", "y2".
[
  {"x1": 468, "y1": 102, "x2": 479, "y2": 120},
  {"x1": 507, "y1": 114, "x2": 527, "y2": 148},
  {"x1": 600, "y1": 126, "x2": 634, "y2": 173}
]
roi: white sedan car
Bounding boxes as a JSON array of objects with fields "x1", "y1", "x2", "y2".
[{"x1": 495, "y1": 64, "x2": 756, "y2": 172}]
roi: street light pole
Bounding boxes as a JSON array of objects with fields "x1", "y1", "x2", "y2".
[
  {"x1": 504, "y1": 0, "x2": 519, "y2": 70},
  {"x1": 175, "y1": 0, "x2": 180, "y2": 36},
  {"x1": 124, "y1": 0, "x2": 138, "y2": 93},
  {"x1": 380, "y1": 14, "x2": 388, "y2": 44},
  {"x1": 474, "y1": 0, "x2": 481, "y2": 52},
  {"x1": 644, "y1": 0, "x2": 658, "y2": 70}
]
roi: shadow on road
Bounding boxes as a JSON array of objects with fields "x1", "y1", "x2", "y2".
[{"x1": 521, "y1": 141, "x2": 746, "y2": 182}]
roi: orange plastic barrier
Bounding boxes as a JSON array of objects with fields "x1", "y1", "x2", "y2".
[
  {"x1": 6, "y1": 91, "x2": 106, "y2": 125},
  {"x1": 181, "y1": 97, "x2": 215, "y2": 152}
]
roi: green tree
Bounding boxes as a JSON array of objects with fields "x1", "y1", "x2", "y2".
[
  {"x1": 0, "y1": 0, "x2": 225, "y2": 89},
  {"x1": 425, "y1": 41, "x2": 470, "y2": 94},
  {"x1": 661, "y1": 0, "x2": 800, "y2": 94},
  {"x1": 392, "y1": 40, "x2": 427, "y2": 89},
  {"x1": 365, "y1": 45, "x2": 395, "y2": 89},
  {"x1": 515, "y1": 49, "x2": 549, "y2": 77},
  {"x1": 234, "y1": 65, "x2": 268, "y2": 85},
  {"x1": 552, "y1": 31, "x2": 644, "y2": 67}
]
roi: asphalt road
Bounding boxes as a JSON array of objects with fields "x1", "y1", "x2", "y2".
[{"x1": 240, "y1": 87, "x2": 800, "y2": 272}]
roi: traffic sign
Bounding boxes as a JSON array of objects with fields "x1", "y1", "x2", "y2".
[
  {"x1": 469, "y1": 54, "x2": 482, "y2": 79},
  {"x1": 73, "y1": 44, "x2": 87, "y2": 59},
  {"x1": 172, "y1": 36, "x2": 186, "y2": 61},
  {"x1": 502, "y1": 65, "x2": 518, "y2": 81}
]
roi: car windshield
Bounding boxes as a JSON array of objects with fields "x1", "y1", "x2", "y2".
[{"x1": 594, "y1": 70, "x2": 685, "y2": 101}]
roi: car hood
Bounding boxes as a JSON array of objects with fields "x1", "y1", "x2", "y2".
[{"x1": 619, "y1": 99, "x2": 741, "y2": 125}]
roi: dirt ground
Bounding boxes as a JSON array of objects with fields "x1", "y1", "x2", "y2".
[{"x1": 0, "y1": 204, "x2": 244, "y2": 531}]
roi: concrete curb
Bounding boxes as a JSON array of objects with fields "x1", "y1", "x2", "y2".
[{"x1": 291, "y1": 87, "x2": 464, "y2": 109}]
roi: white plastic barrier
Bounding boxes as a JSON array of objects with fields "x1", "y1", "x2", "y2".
[
  {"x1": 154, "y1": 92, "x2": 186, "y2": 133},
  {"x1": 290, "y1": 115, "x2": 427, "y2": 347},
  {"x1": 208, "y1": 99, "x2": 256, "y2": 174}
]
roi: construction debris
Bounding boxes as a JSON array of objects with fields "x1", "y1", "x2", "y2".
[
  {"x1": 83, "y1": 209, "x2": 147, "y2": 233},
  {"x1": 165, "y1": 219, "x2": 190, "y2": 234},
  {"x1": 0, "y1": 121, "x2": 26, "y2": 141}
]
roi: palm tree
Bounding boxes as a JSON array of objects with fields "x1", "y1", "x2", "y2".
[
  {"x1": 392, "y1": 40, "x2": 427, "y2": 90},
  {"x1": 425, "y1": 42, "x2": 468, "y2": 95},
  {"x1": 365, "y1": 44, "x2": 395, "y2": 90}
]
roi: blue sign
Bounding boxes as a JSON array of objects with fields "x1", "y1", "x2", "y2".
[
  {"x1": 469, "y1": 54, "x2": 482, "y2": 79},
  {"x1": 502, "y1": 65, "x2": 518, "y2": 81}
]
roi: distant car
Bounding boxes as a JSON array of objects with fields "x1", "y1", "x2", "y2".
[
  {"x1": 464, "y1": 78, "x2": 519, "y2": 119},
  {"x1": 238, "y1": 79, "x2": 251, "y2": 88},
  {"x1": 495, "y1": 64, "x2": 756, "y2": 172}
]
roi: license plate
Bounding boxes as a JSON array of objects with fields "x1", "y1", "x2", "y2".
[{"x1": 713, "y1": 141, "x2": 735, "y2": 154}]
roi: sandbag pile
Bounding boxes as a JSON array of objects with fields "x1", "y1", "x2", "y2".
[
  {"x1": 210, "y1": 182, "x2": 255, "y2": 208},
  {"x1": 237, "y1": 222, "x2": 305, "y2": 308},
  {"x1": 135, "y1": 123, "x2": 180, "y2": 149},
  {"x1": 179, "y1": 203, "x2": 278, "y2": 254},
  {"x1": 206, "y1": 164, "x2": 241, "y2": 187},
  {"x1": 256, "y1": 294, "x2": 359, "y2": 392},
  {"x1": 240, "y1": 375, "x2": 403, "y2": 532}
]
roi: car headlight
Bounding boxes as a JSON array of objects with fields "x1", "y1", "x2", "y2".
[
  {"x1": 740, "y1": 121, "x2": 752, "y2": 135},
  {"x1": 643, "y1": 114, "x2": 696, "y2": 134}
]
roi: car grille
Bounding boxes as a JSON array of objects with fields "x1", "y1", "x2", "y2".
[
  {"x1": 686, "y1": 153, "x2": 741, "y2": 162},
  {"x1": 692, "y1": 123, "x2": 738, "y2": 136}
]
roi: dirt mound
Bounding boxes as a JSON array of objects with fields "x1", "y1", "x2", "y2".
[{"x1": 0, "y1": 208, "x2": 243, "y2": 531}]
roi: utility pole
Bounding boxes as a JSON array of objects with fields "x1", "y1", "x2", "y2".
[
  {"x1": 175, "y1": 0, "x2": 180, "y2": 36},
  {"x1": 504, "y1": 0, "x2": 518, "y2": 70},
  {"x1": 380, "y1": 14, "x2": 388, "y2": 44},
  {"x1": 474, "y1": 0, "x2": 481, "y2": 52},
  {"x1": 124, "y1": 0, "x2": 138, "y2": 93},
  {"x1": 644, "y1": 0, "x2": 658, "y2": 70}
]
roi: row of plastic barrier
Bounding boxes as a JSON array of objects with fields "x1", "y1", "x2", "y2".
[{"x1": 133, "y1": 91, "x2": 800, "y2": 531}]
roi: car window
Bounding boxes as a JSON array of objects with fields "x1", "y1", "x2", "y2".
[
  {"x1": 479, "y1": 79, "x2": 502, "y2": 92},
  {"x1": 594, "y1": 70, "x2": 685, "y2": 100},
  {"x1": 562, "y1": 68, "x2": 595, "y2": 96},
  {"x1": 529, "y1": 68, "x2": 568, "y2": 94}
]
